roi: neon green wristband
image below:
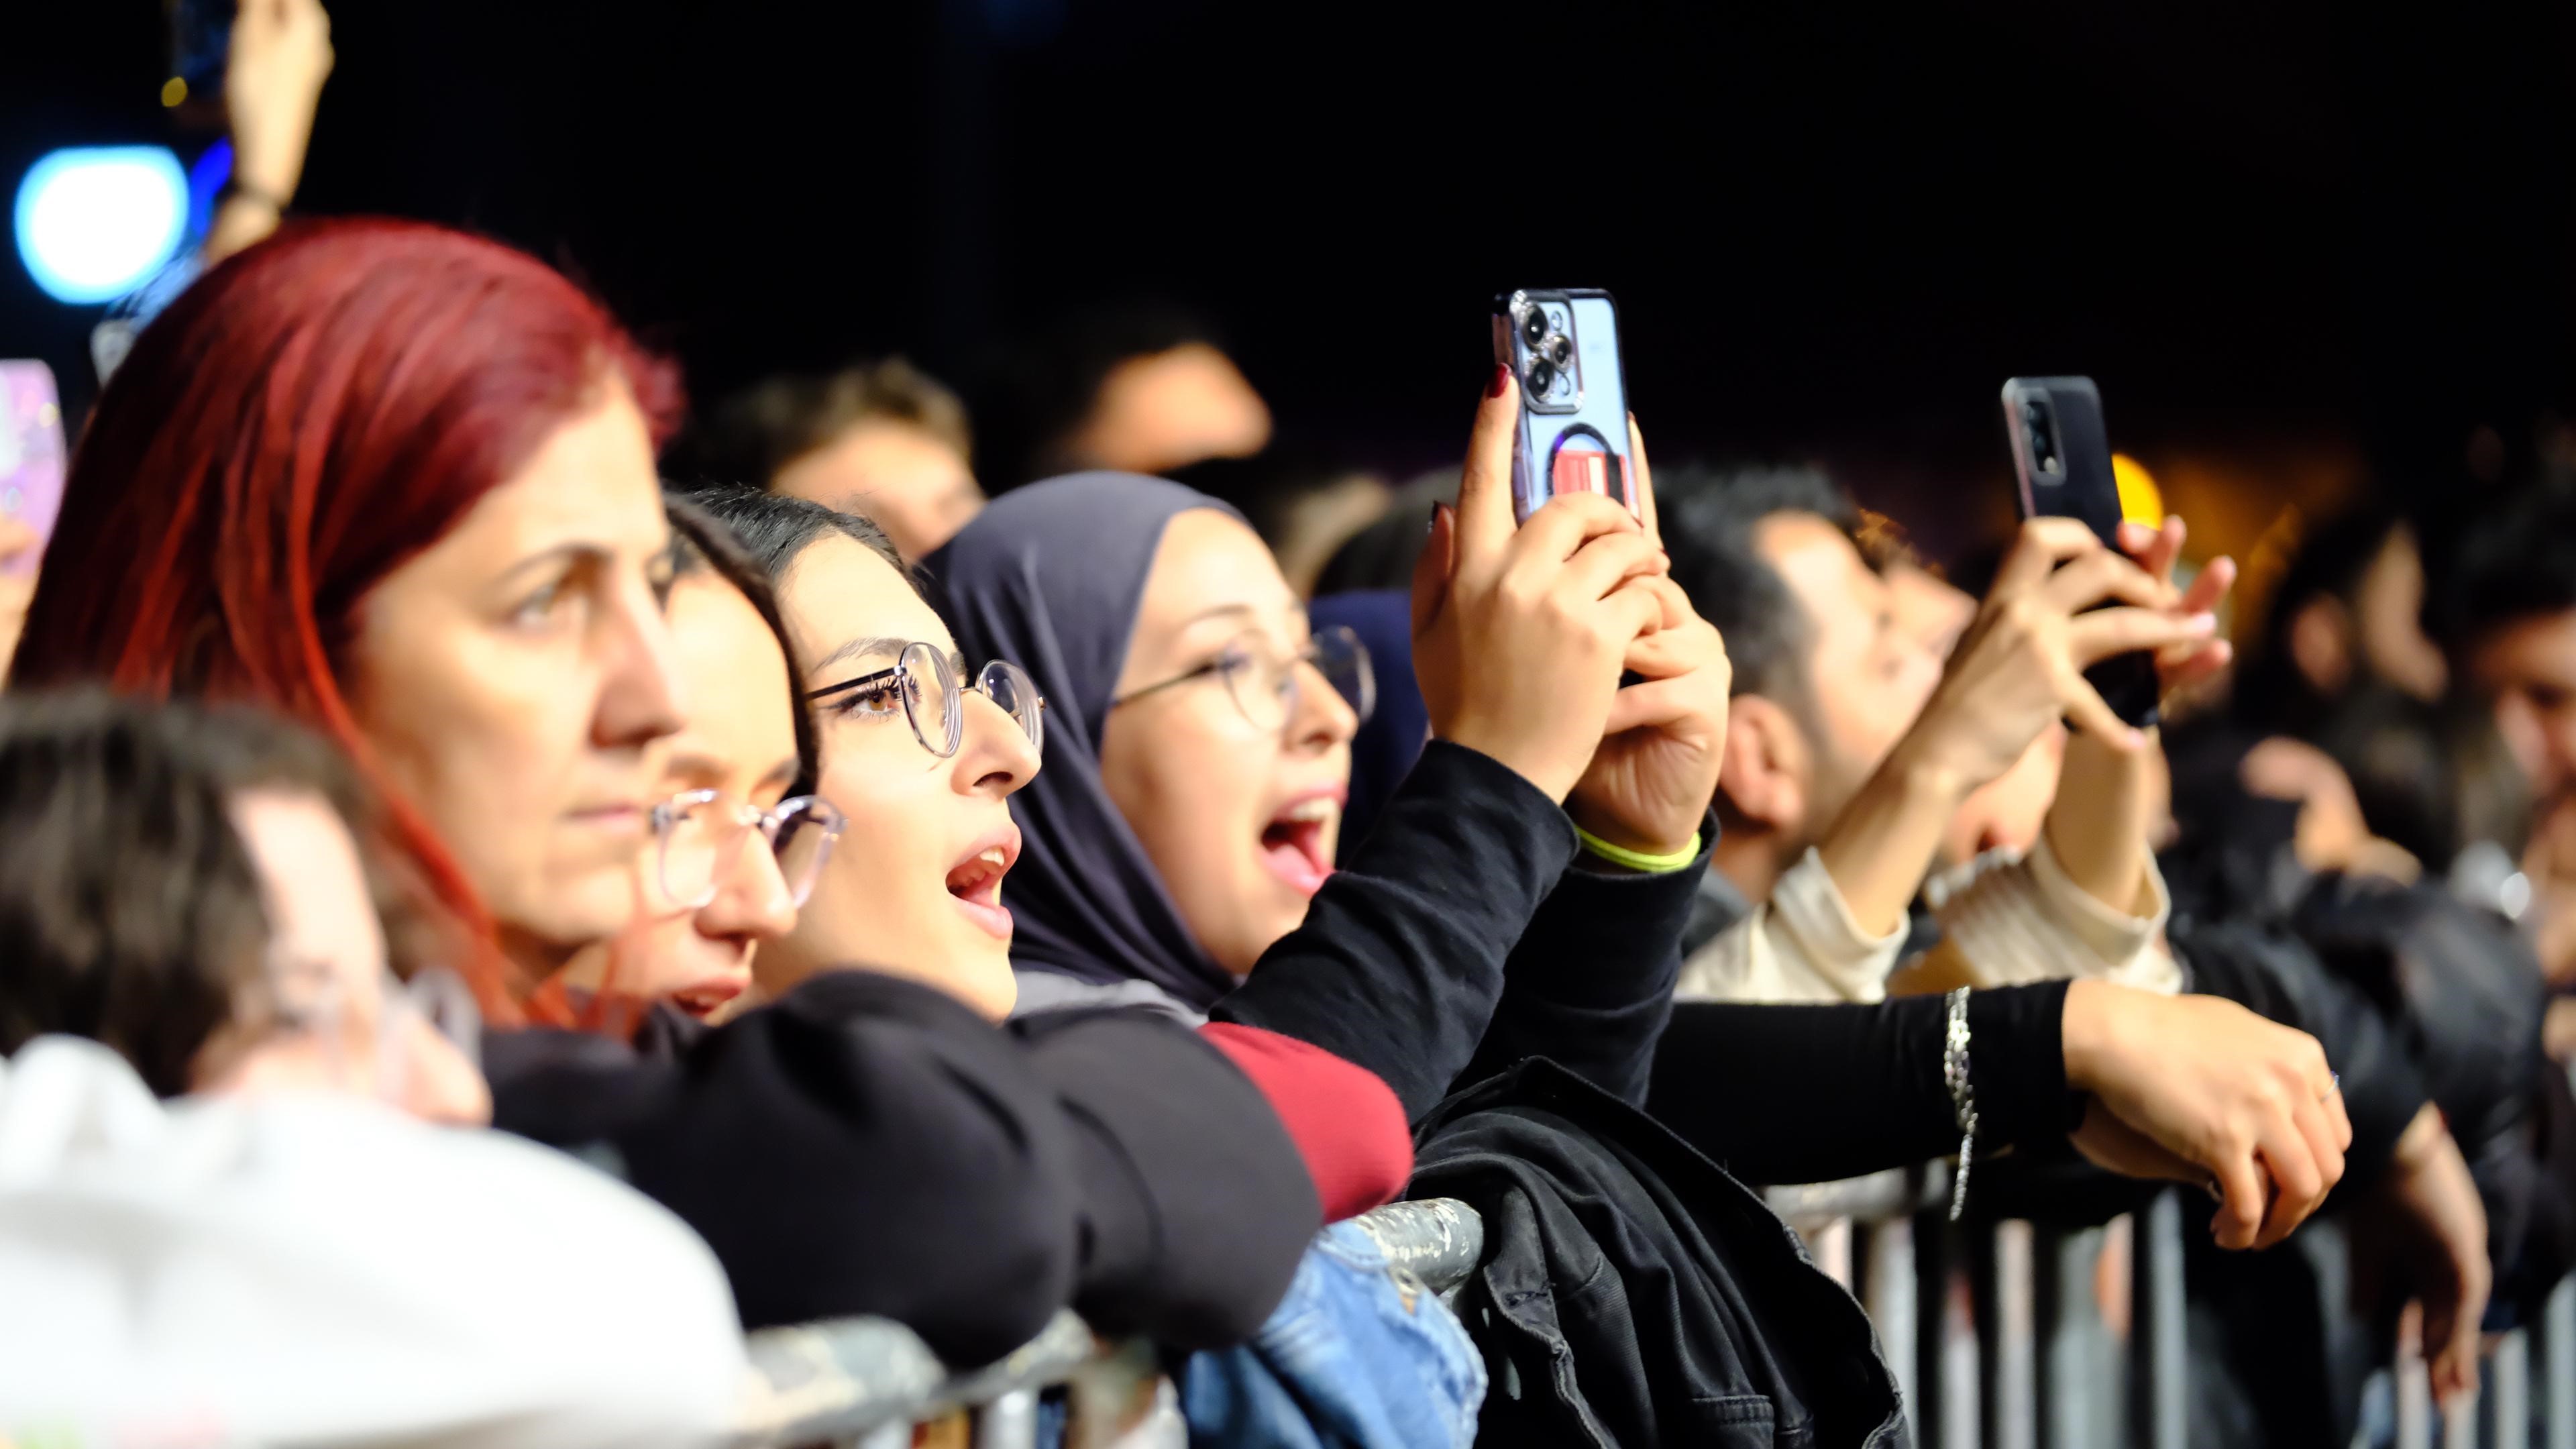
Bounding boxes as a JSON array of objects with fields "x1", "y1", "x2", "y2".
[{"x1": 1572, "y1": 824, "x2": 1703, "y2": 874}]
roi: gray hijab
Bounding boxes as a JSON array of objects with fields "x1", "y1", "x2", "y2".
[{"x1": 925, "y1": 473, "x2": 1247, "y2": 1010}]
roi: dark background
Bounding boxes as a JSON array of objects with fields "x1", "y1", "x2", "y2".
[{"x1": 7, "y1": 1, "x2": 2573, "y2": 557}]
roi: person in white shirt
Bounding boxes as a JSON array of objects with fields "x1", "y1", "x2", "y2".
[
  {"x1": 1659, "y1": 468, "x2": 2235, "y2": 1004},
  {"x1": 0, "y1": 691, "x2": 746, "y2": 1448}
]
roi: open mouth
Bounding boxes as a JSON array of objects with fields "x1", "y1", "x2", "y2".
[
  {"x1": 1258, "y1": 791, "x2": 1342, "y2": 898},
  {"x1": 945, "y1": 828, "x2": 1020, "y2": 941},
  {"x1": 669, "y1": 976, "x2": 747, "y2": 1021}
]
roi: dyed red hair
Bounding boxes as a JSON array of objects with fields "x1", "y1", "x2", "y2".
[{"x1": 13, "y1": 219, "x2": 681, "y2": 1024}]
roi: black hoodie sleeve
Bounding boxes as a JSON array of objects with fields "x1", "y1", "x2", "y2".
[
  {"x1": 1456, "y1": 816, "x2": 1717, "y2": 1109},
  {"x1": 1214, "y1": 740, "x2": 1579, "y2": 1119},
  {"x1": 1649, "y1": 982, "x2": 2079, "y2": 1185},
  {"x1": 484, "y1": 970, "x2": 1312, "y2": 1364}
]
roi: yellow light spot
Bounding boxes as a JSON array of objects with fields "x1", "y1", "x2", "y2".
[
  {"x1": 2110, "y1": 453, "x2": 2165, "y2": 527},
  {"x1": 161, "y1": 76, "x2": 188, "y2": 107}
]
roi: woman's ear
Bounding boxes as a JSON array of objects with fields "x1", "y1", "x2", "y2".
[{"x1": 1717, "y1": 695, "x2": 1807, "y2": 837}]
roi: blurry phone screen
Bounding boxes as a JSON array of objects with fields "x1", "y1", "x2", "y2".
[{"x1": 0, "y1": 363, "x2": 68, "y2": 576}]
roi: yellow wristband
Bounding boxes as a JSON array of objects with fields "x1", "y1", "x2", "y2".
[{"x1": 1572, "y1": 825, "x2": 1702, "y2": 874}]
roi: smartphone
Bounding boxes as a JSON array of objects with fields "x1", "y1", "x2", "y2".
[
  {"x1": 1493, "y1": 289, "x2": 1635, "y2": 524},
  {"x1": 0, "y1": 363, "x2": 68, "y2": 576},
  {"x1": 1999, "y1": 376, "x2": 2161, "y2": 729}
]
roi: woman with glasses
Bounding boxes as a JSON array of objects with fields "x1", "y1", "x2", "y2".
[
  {"x1": 14, "y1": 219, "x2": 1326, "y2": 1365},
  {"x1": 934, "y1": 385, "x2": 2353, "y2": 1248},
  {"x1": 545, "y1": 499, "x2": 846, "y2": 1023},
  {"x1": 0, "y1": 690, "x2": 748, "y2": 1447}
]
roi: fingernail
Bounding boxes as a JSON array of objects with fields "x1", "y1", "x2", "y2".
[
  {"x1": 1487, "y1": 364, "x2": 1511, "y2": 400},
  {"x1": 2188, "y1": 612, "x2": 2217, "y2": 632}
]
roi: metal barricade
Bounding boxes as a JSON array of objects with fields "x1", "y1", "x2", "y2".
[
  {"x1": 727, "y1": 1174, "x2": 2576, "y2": 1448},
  {"x1": 1766, "y1": 1169, "x2": 2576, "y2": 1449},
  {"x1": 727, "y1": 1197, "x2": 1485, "y2": 1448}
]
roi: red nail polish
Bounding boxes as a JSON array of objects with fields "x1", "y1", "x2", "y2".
[{"x1": 1487, "y1": 364, "x2": 1511, "y2": 400}]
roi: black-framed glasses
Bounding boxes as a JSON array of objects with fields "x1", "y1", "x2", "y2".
[
  {"x1": 649, "y1": 789, "x2": 847, "y2": 911},
  {"x1": 1110, "y1": 624, "x2": 1374, "y2": 733},
  {"x1": 806, "y1": 641, "x2": 1046, "y2": 760}
]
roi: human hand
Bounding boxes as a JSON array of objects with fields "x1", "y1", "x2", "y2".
[
  {"x1": 1411, "y1": 371, "x2": 1666, "y2": 802},
  {"x1": 1567, "y1": 421, "x2": 1731, "y2": 858},
  {"x1": 1897, "y1": 518, "x2": 2214, "y2": 790},
  {"x1": 0, "y1": 515, "x2": 42, "y2": 681},
  {"x1": 2373, "y1": 1107, "x2": 2491, "y2": 1405},
  {"x1": 2061, "y1": 979, "x2": 2350, "y2": 1250},
  {"x1": 2115, "y1": 516, "x2": 2236, "y2": 697},
  {"x1": 226, "y1": 0, "x2": 335, "y2": 202}
]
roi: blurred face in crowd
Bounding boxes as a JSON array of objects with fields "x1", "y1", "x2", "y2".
[
  {"x1": 772, "y1": 422, "x2": 985, "y2": 563},
  {"x1": 2285, "y1": 524, "x2": 2449, "y2": 708},
  {"x1": 1067, "y1": 343, "x2": 1274, "y2": 478},
  {"x1": 193, "y1": 788, "x2": 490, "y2": 1124},
  {"x1": 346, "y1": 386, "x2": 687, "y2": 975},
  {"x1": 1752, "y1": 512, "x2": 1943, "y2": 840},
  {"x1": 2469, "y1": 606, "x2": 2576, "y2": 806},
  {"x1": 1885, "y1": 558, "x2": 1976, "y2": 661},
  {"x1": 1102, "y1": 510, "x2": 1358, "y2": 976},
  {"x1": 766, "y1": 533, "x2": 1040, "y2": 1020},
  {"x1": 557, "y1": 571, "x2": 802, "y2": 1020}
]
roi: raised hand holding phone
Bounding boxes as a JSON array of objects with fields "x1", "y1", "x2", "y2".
[
  {"x1": 1566, "y1": 418, "x2": 1735, "y2": 861},
  {"x1": 1411, "y1": 370, "x2": 1665, "y2": 804}
]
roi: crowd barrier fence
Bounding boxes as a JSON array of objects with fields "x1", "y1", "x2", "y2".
[{"x1": 729, "y1": 1171, "x2": 2575, "y2": 1447}]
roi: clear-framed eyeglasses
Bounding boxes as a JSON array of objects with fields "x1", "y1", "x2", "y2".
[
  {"x1": 222, "y1": 959, "x2": 484, "y2": 1104},
  {"x1": 1111, "y1": 623, "x2": 1374, "y2": 734},
  {"x1": 649, "y1": 789, "x2": 847, "y2": 912},
  {"x1": 806, "y1": 642, "x2": 1046, "y2": 760}
]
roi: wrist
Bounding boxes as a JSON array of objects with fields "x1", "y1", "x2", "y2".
[
  {"x1": 2059, "y1": 978, "x2": 2124, "y2": 1093},
  {"x1": 1875, "y1": 736, "x2": 1976, "y2": 824},
  {"x1": 1565, "y1": 798, "x2": 1697, "y2": 861}
]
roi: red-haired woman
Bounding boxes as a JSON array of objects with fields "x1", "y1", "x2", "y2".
[{"x1": 11, "y1": 219, "x2": 1322, "y2": 1363}]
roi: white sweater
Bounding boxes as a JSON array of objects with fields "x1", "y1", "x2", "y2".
[
  {"x1": 1674, "y1": 832, "x2": 2183, "y2": 1004},
  {"x1": 0, "y1": 1036, "x2": 747, "y2": 1448}
]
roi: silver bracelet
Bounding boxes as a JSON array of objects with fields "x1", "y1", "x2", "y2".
[{"x1": 1944, "y1": 986, "x2": 1978, "y2": 1222}]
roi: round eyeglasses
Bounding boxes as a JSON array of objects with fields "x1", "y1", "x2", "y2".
[
  {"x1": 1111, "y1": 624, "x2": 1374, "y2": 734},
  {"x1": 650, "y1": 790, "x2": 847, "y2": 912},
  {"x1": 806, "y1": 643, "x2": 1046, "y2": 760}
]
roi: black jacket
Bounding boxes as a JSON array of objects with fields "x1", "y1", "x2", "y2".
[
  {"x1": 484, "y1": 969, "x2": 1316, "y2": 1365},
  {"x1": 1217, "y1": 739, "x2": 1711, "y2": 1118},
  {"x1": 1415, "y1": 1058, "x2": 1909, "y2": 1449}
]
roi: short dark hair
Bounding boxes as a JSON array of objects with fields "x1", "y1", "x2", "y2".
[
  {"x1": 690, "y1": 358, "x2": 972, "y2": 490},
  {"x1": 679, "y1": 482, "x2": 914, "y2": 592},
  {"x1": 2314, "y1": 685, "x2": 2532, "y2": 869},
  {"x1": 1661, "y1": 464, "x2": 1862, "y2": 714},
  {"x1": 2233, "y1": 505, "x2": 2412, "y2": 733},
  {"x1": 663, "y1": 492, "x2": 824, "y2": 800},
  {"x1": 971, "y1": 301, "x2": 1228, "y2": 490},
  {"x1": 0, "y1": 691, "x2": 397, "y2": 1095},
  {"x1": 2425, "y1": 484, "x2": 2576, "y2": 653}
]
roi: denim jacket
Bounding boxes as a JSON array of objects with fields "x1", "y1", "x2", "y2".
[{"x1": 1179, "y1": 1221, "x2": 1486, "y2": 1449}]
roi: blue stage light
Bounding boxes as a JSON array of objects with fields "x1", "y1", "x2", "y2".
[{"x1": 14, "y1": 147, "x2": 190, "y2": 305}]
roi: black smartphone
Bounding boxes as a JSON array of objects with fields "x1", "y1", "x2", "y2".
[
  {"x1": 1998, "y1": 376, "x2": 2161, "y2": 730},
  {"x1": 1492, "y1": 288, "x2": 1636, "y2": 525}
]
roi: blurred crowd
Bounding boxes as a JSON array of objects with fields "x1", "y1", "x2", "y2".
[{"x1": 2, "y1": 3, "x2": 2571, "y2": 1446}]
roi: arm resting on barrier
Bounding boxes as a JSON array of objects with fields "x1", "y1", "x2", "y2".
[{"x1": 1648, "y1": 982, "x2": 2076, "y2": 1186}]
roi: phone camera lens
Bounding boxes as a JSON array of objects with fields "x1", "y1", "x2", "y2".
[
  {"x1": 1521, "y1": 310, "x2": 1550, "y2": 347},
  {"x1": 1525, "y1": 358, "x2": 1557, "y2": 395},
  {"x1": 1547, "y1": 333, "x2": 1573, "y2": 367}
]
